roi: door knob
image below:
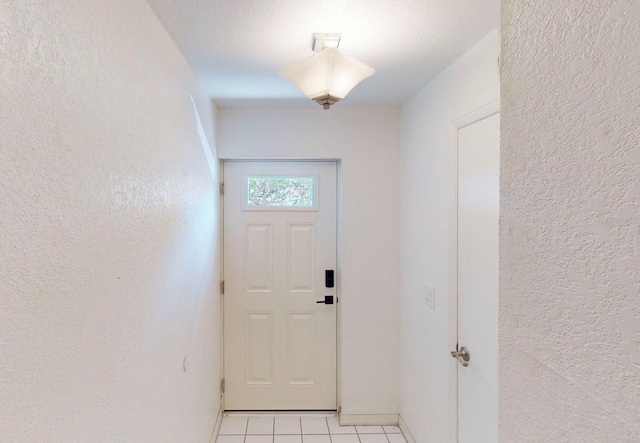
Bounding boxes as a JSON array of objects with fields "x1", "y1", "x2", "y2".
[
  {"x1": 316, "y1": 295, "x2": 334, "y2": 305},
  {"x1": 451, "y1": 346, "x2": 470, "y2": 367}
]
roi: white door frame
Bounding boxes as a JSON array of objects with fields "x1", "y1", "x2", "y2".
[
  {"x1": 219, "y1": 158, "x2": 342, "y2": 412},
  {"x1": 448, "y1": 99, "x2": 500, "y2": 442}
]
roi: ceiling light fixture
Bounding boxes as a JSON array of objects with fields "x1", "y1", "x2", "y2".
[{"x1": 279, "y1": 33, "x2": 375, "y2": 110}]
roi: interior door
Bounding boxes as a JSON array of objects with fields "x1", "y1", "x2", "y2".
[
  {"x1": 223, "y1": 161, "x2": 337, "y2": 410},
  {"x1": 455, "y1": 113, "x2": 500, "y2": 441}
]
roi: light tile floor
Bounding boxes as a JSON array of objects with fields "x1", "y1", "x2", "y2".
[{"x1": 217, "y1": 415, "x2": 407, "y2": 443}]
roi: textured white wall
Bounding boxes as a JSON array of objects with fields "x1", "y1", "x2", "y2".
[
  {"x1": 218, "y1": 108, "x2": 401, "y2": 419},
  {"x1": 399, "y1": 30, "x2": 499, "y2": 442},
  {"x1": 501, "y1": 1, "x2": 640, "y2": 441},
  {"x1": 0, "y1": 1, "x2": 221, "y2": 441}
]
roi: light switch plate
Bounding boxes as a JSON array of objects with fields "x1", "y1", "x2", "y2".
[{"x1": 423, "y1": 284, "x2": 435, "y2": 309}]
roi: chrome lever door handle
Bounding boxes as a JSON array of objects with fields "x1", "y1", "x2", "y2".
[{"x1": 451, "y1": 346, "x2": 470, "y2": 367}]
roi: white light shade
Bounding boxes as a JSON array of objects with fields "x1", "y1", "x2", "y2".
[{"x1": 279, "y1": 48, "x2": 375, "y2": 107}]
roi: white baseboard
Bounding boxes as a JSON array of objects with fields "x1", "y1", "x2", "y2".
[
  {"x1": 398, "y1": 415, "x2": 416, "y2": 443},
  {"x1": 209, "y1": 404, "x2": 224, "y2": 443},
  {"x1": 339, "y1": 414, "x2": 399, "y2": 426}
]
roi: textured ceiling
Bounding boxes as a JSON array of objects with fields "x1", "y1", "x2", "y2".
[{"x1": 146, "y1": 0, "x2": 499, "y2": 108}]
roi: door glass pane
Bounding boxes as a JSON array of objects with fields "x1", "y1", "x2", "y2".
[{"x1": 247, "y1": 177, "x2": 314, "y2": 207}]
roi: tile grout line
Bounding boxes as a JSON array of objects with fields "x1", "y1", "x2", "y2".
[
  {"x1": 230, "y1": 416, "x2": 400, "y2": 443},
  {"x1": 326, "y1": 417, "x2": 331, "y2": 443}
]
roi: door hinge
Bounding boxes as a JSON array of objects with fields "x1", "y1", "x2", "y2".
[
  {"x1": 220, "y1": 281, "x2": 225, "y2": 294},
  {"x1": 221, "y1": 379, "x2": 225, "y2": 393},
  {"x1": 220, "y1": 182, "x2": 224, "y2": 196}
]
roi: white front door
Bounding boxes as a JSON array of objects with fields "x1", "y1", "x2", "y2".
[
  {"x1": 223, "y1": 161, "x2": 337, "y2": 410},
  {"x1": 456, "y1": 112, "x2": 500, "y2": 441}
]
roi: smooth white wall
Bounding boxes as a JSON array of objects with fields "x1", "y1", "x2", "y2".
[
  {"x1": 0, "y1": 1, "x2": 221, "y2": 441},
  {"x1": 218, "y1": 108, "x2": 401, "y2": 419},
  {"x1": 399, "y1": 30, "x2": 499, "y2": 442},
  {"x1": 501, "y1": 2, "x2": 640, "y2": 441}
]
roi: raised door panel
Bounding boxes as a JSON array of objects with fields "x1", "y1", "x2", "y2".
[
  {"x1": 245, "y1": 223, "x2": 273, "y2": 293},
  {"x1": 287, "y1": 312, "x2": 316, "y2": 385},
  {"x1": 245, "y1": 312, "x2": 273, "y2": 384},
  {"x1": 288, "y1": 223, "x2": 315, "y2": 293}
]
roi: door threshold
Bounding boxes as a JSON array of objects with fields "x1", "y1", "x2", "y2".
[{"x1": 224, "y1": 410, "x2": 337, "y2": 416}]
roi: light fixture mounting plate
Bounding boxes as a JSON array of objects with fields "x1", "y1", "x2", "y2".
[
  {"x1": 312, "y1": 94, "x2": 341, "y2": 110},
  {"x1": 312, "y1": 33, "x2": 341, "y2": 52}
]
